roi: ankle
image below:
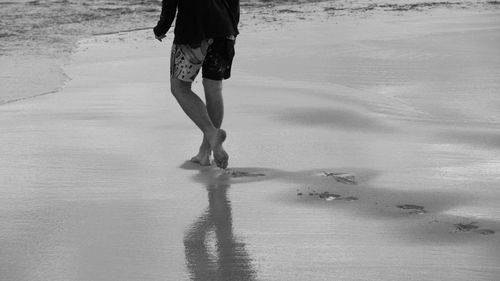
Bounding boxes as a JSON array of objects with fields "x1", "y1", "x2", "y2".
[{"x1": 204, "y1": 128, "x2": 219, "y2": 141}]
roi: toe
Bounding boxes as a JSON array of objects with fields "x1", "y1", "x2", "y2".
[
  {"x1": 215, "y1": 160, "x2": 222, "y2": 169},
  {"x1": 217, "y1": 158, "x2": 228, "y2": 169}
]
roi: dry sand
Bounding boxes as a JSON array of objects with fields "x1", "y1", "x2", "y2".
[{"x1": 1, "y1": 7, "x2": 500, "y2": 281}]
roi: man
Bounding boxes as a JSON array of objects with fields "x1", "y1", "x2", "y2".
[{"x1": 153, "y1": 0, "x2": 240, "y2": 169}]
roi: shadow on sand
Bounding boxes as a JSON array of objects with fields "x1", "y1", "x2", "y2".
[{"x1": 181, "y1": 161, "x2": 499, "y2": 247}]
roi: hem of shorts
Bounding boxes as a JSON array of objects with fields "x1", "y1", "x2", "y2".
[
  {"x1": 171, "y1": 75, "x2": 196, "y2": 83},
  {"x1": 201, "y1": 74, "x2": 229, "y2": 81}
]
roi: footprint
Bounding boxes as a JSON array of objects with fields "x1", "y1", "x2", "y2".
[
  {"x1": 397, "y1": 204, "x2": 427, "y2": 215},
  {"x1": 296, "y1": 190, "x2": 358, "y2": 201}
]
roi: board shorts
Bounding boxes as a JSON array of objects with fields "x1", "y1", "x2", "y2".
[{"x1": 170, "y1": 36, "x2": 235, "y2": 82}]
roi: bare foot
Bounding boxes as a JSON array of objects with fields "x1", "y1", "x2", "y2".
[
  {"x1": 190, "y1": 138, "x2": 211, "y2": 166},
  {"x1": 190, "y1": 152, "x2": 211, "y2": 166},
  {"x1": 207, "y1": 129, "x2": 228, "y2": 169}
]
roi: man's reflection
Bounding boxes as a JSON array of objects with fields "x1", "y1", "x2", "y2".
[{"x1": 184, "y1": 183, "x2": 257, "y2": 281}]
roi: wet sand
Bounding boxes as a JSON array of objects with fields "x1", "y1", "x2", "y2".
[{"x1": 1, "y1": 7, "x2": 500, "y2": 281}]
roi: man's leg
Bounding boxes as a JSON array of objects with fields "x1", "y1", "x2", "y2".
[
  {"x1": 191, "y1": 78, "x2": 224, "y2": 165},
  {"x1": 204, "y1": 78, "x2": 224, "y2": 128},
  {"x1": 170, "y1": 78, "x2": 228, "y2": 169}
]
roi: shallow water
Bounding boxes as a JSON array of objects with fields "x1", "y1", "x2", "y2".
[
  {"x1": 1, "y1": 3, "x2": 500, "y2": 281},
  {"x1": 1, "y1": 9, "x2": 500, "y2": 280}
]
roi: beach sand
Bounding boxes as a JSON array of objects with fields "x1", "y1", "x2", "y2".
[{"x1": 1, "y1": 7, "x2": 500, "y2": 281}]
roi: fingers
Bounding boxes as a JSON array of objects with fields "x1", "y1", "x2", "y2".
[{"x1": 155, "y1": 34, "x2": 166, "y2": 42}]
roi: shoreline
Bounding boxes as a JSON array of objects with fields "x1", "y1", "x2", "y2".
[{"x1": 2, "y1": 0, "x2": 499, "y2": 105}]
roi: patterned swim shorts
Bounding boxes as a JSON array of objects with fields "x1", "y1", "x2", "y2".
[{"x1": 170, "y1": 37, "x2": 235, "y2": 82}]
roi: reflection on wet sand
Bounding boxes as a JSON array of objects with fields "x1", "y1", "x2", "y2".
[{"x1": 184, "y1": 182, "x2": 257, "y2": 281}]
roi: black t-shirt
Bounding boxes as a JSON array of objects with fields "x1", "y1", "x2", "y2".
[{"x1": 154, "y1": 0, "x2": 239, "y2": 45}]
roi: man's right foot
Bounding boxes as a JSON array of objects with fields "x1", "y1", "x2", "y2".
[
  {"x1": 190, "y1": 153, "x2": 211, "y2": 166},
  {"x1": 207, "y1": 129, "x2": 228, "y2": 169},
  {"x1": 190, "y1": 138, "x2": 211, "y2": 166}
]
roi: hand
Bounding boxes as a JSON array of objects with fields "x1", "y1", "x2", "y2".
[{"x1": 155, "y1": 34, "x2": 166, "y2": 42}]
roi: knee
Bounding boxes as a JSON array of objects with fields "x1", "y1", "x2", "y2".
[
  {"x1": 202, "y1": 78, "x2": 223, "y2": 93},
  {"x1": 170, "y1": 78, "x2": 191, "y2": 98}
]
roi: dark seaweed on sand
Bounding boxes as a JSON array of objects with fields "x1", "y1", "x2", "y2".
[
  {"x1": 323, "y1": 172, "x2": 357, "y2": 185},
  {"x1": 397, "y1": 204, "x2": 427, "y2": 214},
  {"x1": 454, "y1": 222, "x2": 479, "y2": 232},
  {"x1": 225, "y1": 170, "x2": 266, "y2": 178},
  {"x1": 453, "y1": 222, "x2": 495, "y2": 235}
]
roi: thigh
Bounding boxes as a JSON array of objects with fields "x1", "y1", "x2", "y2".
[
  {"x1": 170, "y1": 40, "x2": 212, "y2": 82},
  {"x1": 201, "y1": 37, "x2": 235, "y2": 81}
]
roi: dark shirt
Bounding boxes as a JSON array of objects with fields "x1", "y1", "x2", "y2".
[{"x1": 153, "y1": 0, "x2": 240, "y2": 45}]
